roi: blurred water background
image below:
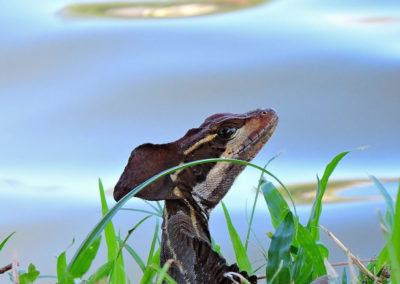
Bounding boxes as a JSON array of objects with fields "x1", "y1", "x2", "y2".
[{"x1": 1, "y1": 0, "x2": 399, "y2": 282}]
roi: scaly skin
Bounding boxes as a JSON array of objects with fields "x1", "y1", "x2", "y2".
[{"x1": 114, "y1": 109, "x2": 278, "y2": 283}]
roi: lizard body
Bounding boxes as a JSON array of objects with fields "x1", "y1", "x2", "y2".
[{"x1": 114, "y1": 109, "x2": 278, "y2": 283}]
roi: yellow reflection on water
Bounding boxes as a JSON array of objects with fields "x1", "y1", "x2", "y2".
[
  {"x1": 282, "y1": 177, "x2": 398, "y2": 205},
  {"x1": 63, "y1": 0, "x2": 271, "y2": 19},
  {"x1": 106, "y1": 3, "x2": 218, "y2": 18}
]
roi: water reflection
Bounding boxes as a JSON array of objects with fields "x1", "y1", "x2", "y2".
[
  {"x1": 327, "y1": 14, "x2": 399, "y2": 26},
  {"x1": 63, "y1": 0, "x2": 271, "y2": 19},
  {"x1": 285, "y1": 178, "x2": 398, "y2": 204}
]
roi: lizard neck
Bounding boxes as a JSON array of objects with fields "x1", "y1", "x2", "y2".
[{"x1": 163, "y1": 193, "x2": 211, "y2": 243}]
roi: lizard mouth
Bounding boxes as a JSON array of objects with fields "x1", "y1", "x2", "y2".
[{"x1": 234, "y1": 110, "x2": 278, "y2": 159}]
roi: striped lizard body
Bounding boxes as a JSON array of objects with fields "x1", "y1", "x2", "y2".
[{"x1": 114, "y1": 109, "x2": 278, "y2": 283}]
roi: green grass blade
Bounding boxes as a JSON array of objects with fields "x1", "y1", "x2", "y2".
[
  {"x1": 155, "y1": 201, "x2": 163, "y2": 215},
  {"x1": 99, "y1": 179, "x2": 118, "y2": 257},
  {"x1": 124, "y1": 243, "x2": 146, "y2": 272},
  {"x1": 58, "y1": 240, "x2": 75, "y2": 284},
  {"x1": 121, "y1": 208, "x2": 162, "y2": 217},
  {"x1": 317, "y1": 243, "x2": 329, "y2": 259},
  {"x1": 117, "y1": 214, "x2": 153, "y2": 259},
  {"x1": 245, "y1": 176, "x2": 264, "y2": 251},
  {"x1": 375, "y1": 179, "x2": 399, "y2": 276},
  {"x1": 86, "y1": 260, "x2": 115, "y2": 284},
  {"x1": 253, "y1": 263, "x2": 267, "y2": 274},
  {"x1": 19, "y1": 264, "x2": 40, "y2": 284},
  {"x1": 262, "y1": 180, "x2": 290, "y2": 229},
  {"x1": 67, "y1": 158, "x2": 293, "y2": 271},
  {"x1": 99, "y1": 179, "x2": 126, "y2": 284},
  {"x1": 392, "y1": 180, "x2": 400, "y2": 276},
  {"x1": 394, "y1": 179, "x2": 400, "y2": 235},
  {"x1": 248, "y1": 226, "x2": 268, "y2": 258},
  {"x1": 266, "y1": 211, "x2": 294, "y2": 284},
  {"x1": 378, "y1": 209, "x2": 400, "y2": 284},
  {"x1": 385, "y1": 180, "x2": 400, "y2": 284},
  {"x1": 376, "y1": 245, "x2": 388, "y2": 272},
  {"x1": 294, "y1": 262, "x2": 313, "y2": 284},
  {"x1": 0, "y1": 232, "x2": 15, "y2": 252},
  {"x1": 268, "y1": 260, "x2": 284, "y2": 284},
  {"x1": 307, "y1": 151, "x2": 350, "y2": 241},
  {"x1": 147, "y1": 219, "x2": 160, "y2": 266},
  {"x1": 341, "y1": 267, "x2": 347, "y2": 284},
  {"x1": 211, "y1": 238, "x2": 222, "y2": 256},
  {"x1": 245, "y1": 153, "x2": 281, "y2": 251},
  {"x1": 155, "y1": 260, "x2": 176, "y2": 284},
  {"x1": 221, "y1": 202, "x2": 252, "y2": 274},
  {"x1": 370, "y1": 175, "x2": 395, "y2": 232},
  {"x1": 69, "y1": 235, "x2": 102, "y2": 278},
  {"x1": 57, "y1": 252, "x2": 68, "y2": 283},
  {"x1": 140, "y1": 248, "x2": 161, "y2": 284},
  {"x1": 297, "y1": 223, "x2": 326, "y2": 277},
  {"x1": 144, "y1": 200, "x2": 163, "y2": 215}
]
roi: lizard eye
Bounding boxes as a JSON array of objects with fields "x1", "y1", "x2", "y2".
[{"x1": 217, "y1": 126, "x2": 237, "y2": 139}]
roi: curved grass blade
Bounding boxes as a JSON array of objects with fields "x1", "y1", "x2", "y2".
[
  {"x1": 266, "y1": 211, "x2": 294, "y2": 284},
  {"x1": 307, "y1": 151, "x2": 350, "y2": 241},
  {"x1": 99, "y1": 179, "x2": 126, "y2": 284},
  {"x1": 294, "y1": 262, "x2": 312, "y2": 284},
  {"x1": 124, "y1": 243, "x2": 146, "y2": 272},
  {"x1": 155, "y1": 201, "x2": 163, "y2": 214},
  {"x1": 262, "y1": 180, "x2": 290, "y2": 229},
  {"x1": 268, "y1": 261, "x2": 284, "y2": 284},
  {"x1": 376, "y1": 180, "x2": 400, "y2": 274},
  {"x1": 86, "y1": 260, "x2": 115, "y2": 284},
  {"x1": 370, "y1": 175, "x2": 395, "y2": 232},
  {"x1": 245, "y1": 153, "x2": 282, "y2": 251},
  {"x1": 297, "y1": 223, "x2": 326, "y2": 277},
  {"x1": 121, "y1": 208, "x2": 162, "y2": 217},
  {"x1": 115, "y1": 214, "x2": 152, "y2": 273},
  {"x1": 117, "y1": 215, "x2": 153, "y2": 259},
  {"x1": 245, "y1": 176, "x2": 264, "y2": 251},
  {"x1": 222, "y1": 202, "x2": 252, "y2": 274},
  {"x1": 155, "y1": 260, "x2": 177, "y2": 284},
  {"x1": 0, "y1": 232, "x2": 15, "y2": 252},
  {"x1": 144, "y1": 200, "x2": 163, "y2": 215},
  {"x1": 391, "y1": 180, "x2": 400, "y2": 282},
  {"x1": 140, "y1": 248, "x2": 161, "y2": 284},
  {"x1": 57, "y1": 252, "x2": 72, "y2": 284},
  {"x1": 147, "y1": 219, "x2": 160, "y2": 266},
  {"x1": 377, "y1": 182, "x2": 400, "y2": 284},
  {"x1": 139, "y1": 220, "x2": 161, "y2": 284},
  {"x1": 69, "y1": 235, "x2": 101, "y2": 278},
  {"x1": 376, "y1": 245, "x2": 388, "y2": 272},
  {"x1": 67, "y1": 158, "x2": 294, "y2": 270}
]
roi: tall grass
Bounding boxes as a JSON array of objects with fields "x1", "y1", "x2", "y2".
[{"x1": 0, "y1": 152, "x2": 399, "y2": 283}]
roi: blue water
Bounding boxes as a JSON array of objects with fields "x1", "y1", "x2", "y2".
[
  {"x1": 0, "y1": 4, "x2": 399, "y2": 281},
  {"x1": 338, "y1": 181, "x2": 398, "y2": 198},
  {"x1": 1, "y1": 0, "x2": 399, "y2": 199}
]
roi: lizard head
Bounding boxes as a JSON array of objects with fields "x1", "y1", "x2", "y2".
[{"x1": 114, "y1": 109, "x2": 278, "y2": 207}]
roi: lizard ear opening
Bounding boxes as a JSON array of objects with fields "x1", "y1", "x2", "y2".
[{"x1": 114, "y1": 143, "x2": 182, "y2": 202}]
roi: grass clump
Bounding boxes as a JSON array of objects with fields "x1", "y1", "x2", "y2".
[{"x1": 0, "y1": 151, "x2": 399, "y2": 283}]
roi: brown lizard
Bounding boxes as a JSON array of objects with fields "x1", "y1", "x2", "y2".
[{"x1": 114, "y1": 109, "x2": 278, "y2": 283}]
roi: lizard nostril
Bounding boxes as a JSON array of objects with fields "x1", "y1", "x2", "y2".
[{"x1": 260, "y1": 111, "x2": 268, "y2": 117}]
